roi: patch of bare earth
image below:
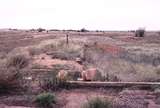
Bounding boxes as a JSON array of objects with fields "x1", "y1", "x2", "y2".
[
  {"x1": 32, "y1": 53, "x2": 83, "y2": 70},
  {"x1": 56, "y1": 88, "x2": 118, "y2": 108}
]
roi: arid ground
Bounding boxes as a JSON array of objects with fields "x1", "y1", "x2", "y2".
[{"x1": 0, "y1": 29, "x2": 160, "y2": 108}]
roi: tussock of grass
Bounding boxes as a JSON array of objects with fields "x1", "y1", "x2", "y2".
[
  {"x1": 0, "y1": 67, "x2": 24, "y2": 93},
  {"x1": 82, "y1": 97, "x2": 112, "y2": 108},
  {"x1": 6, "y1": 54, "x2": 29, "y2": 69},
  {"x1": 35, "y1": 92, "x2": 56, "y2": 108}
]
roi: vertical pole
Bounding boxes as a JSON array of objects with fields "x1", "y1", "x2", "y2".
[
  {"x1": 83, "y1": 44, "x2": 88, "y2": 61},
  {"x1": 66, "y1": 34, "x2": 69, "y2": 45}
]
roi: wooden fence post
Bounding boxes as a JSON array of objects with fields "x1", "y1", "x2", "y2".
[{"x1": 66, "y1": 34, "x2": 69, "y2": 45}]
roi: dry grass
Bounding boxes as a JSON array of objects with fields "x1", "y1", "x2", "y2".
[
  {"x1": 121, "y1": 45, "x2": 160, "y2": 66},
  {"x1": 0, "y1": 30, "x2": 160, "y2": 107},
  {"x1": 82, "y1": 97, "x2": 112, "y2": 108},
  {"x1": 0, "y1": 67, "x2": 24, "y2": 94},
  {"x1": 39, "y1": 72, "x2": 69, "y2": 91},
  {"x1": 83, "y1": 44, "x2": 160, "y2": 82},
  {"x1": 0, "y1": 51, "x2": 31, "y2": 94},
  {"x1": 6, "y1": 54, "x2": 29, "y2": 69},
  {"x1": 0, "y1": 30, "x2": 160, "y2": 85},
  {"x1": 95, "y1": 58, "x2": 160, "y2": 82},
  {"x1": 39, "y1": 38, "x2": 84, "y2": 51},
  {"x1": 26, "y1": 37, "x2": 160, "y2": 82},
  {"x1": 113, "y1": 90, "x2": 148, "y2": 108},
  {"x1": 28, "y1": 47, "x2": 42, "y2": 56},
  {"x1": 27, "y1": 38, "x2": 84, "y2": 60}
]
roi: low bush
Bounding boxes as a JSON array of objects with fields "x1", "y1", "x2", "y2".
[
  {"x1": 39, "y1": 71, "x2": 69, "y2": 91},
  {"x1": 37, "y1": 28, "x2": 46, "y2": 32},
  {"x1": 6, "y1": 54, "x2": 29, "y2": 69},
  {"x1": 0, "y1": 67, "x2": 23, "y2": 94},
  {"x1": 35, "y1": 92, "x2": 56, "y2": 108},
  {"x1": 82, "y1": 42, "x2": 160, "y2": 82},
  {"x1": 82, "y1": 97, "x2": 112, "y2": 108},
  {"x1": 135, "y1": 28, "x2": 145, "y2": 37},
  {"x1": 80, "y1": 28, "x2": 89, "y2": 32}
]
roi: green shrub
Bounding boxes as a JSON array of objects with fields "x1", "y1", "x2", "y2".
[
  {"x1": 82, "y1": 97, "x2": 112, "y2": 108},
  {"x1": 35, "y1": 92, "x2": 56, "y2": 108},
  {"x1": 6, "y1": 54, "x2": 29, "y2": 69}
]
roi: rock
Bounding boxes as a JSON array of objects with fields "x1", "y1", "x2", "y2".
[
  {"x1": 57, "y1": 70, "x2": 68, "y2": 80},
  {"x1": 81, "y1": 68, "x2": 101, "y2": 81}
]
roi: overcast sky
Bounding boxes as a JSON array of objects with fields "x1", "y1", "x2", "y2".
[{"x1": 0, "y1": 0, "x2": 160, "y2": 30}]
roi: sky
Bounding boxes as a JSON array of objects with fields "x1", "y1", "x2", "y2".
[{"x1": 0, "y1": 0, "x2": 160, "y2": 30}]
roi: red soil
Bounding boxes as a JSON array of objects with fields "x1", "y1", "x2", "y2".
[{"x1": 97, "y1": 43, "x2": 124, "y2": 55}]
